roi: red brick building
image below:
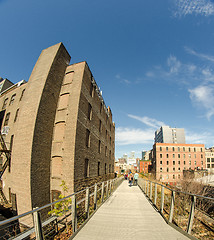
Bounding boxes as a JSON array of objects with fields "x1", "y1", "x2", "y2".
[
  {"x1": 139, "y1": 160, "x2": 151, "y2": 173},
  {"x1": 153, "y1": 143, "x2": 205, "y2": 184}
]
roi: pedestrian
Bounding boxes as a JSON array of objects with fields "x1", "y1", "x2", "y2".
[
  {"x1": 133, "y1": 171, "x2": 139, "y2": 186},
  {"x1": 128, "y1": 172, "x2": 133, "y2": 187}
]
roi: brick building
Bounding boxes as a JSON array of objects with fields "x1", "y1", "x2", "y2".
[
  {"x1": 152, "y1": 143, "x2": 205, "y2": 184},
  {"x1": 139, "y1": 160, "x2": 152, "y2": 173},
  {"x1": 0, "y1": 43, "x2": 115, "y2": 216},
  {"x1": 205, "y1": 147, "x2": 214, "y2": 174}
]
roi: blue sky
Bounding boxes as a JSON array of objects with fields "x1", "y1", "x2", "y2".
[{"x1": 1, "y1": 0, "x2": 214, "y2": 159}]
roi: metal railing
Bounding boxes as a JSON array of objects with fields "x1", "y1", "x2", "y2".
[
  {"x1": 0, "y1": 177, "x2": 123, "y2": 240},
  {"x1": 138, "y1": 178, "x2": 214, "y2": 240}
]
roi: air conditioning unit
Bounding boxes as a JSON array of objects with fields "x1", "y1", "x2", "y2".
[{"x1": 1, "y1": 126, "x2": 9, "y2": 135}]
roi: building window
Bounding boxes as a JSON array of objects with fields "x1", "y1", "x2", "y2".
[
  {"x1": 173, "y1": 161, "x2": 175, "y2": 165},
  {"x1": 106, "y1": 130, "x2": 107, "y2": 139},
  {"x1": 173, "y1": 147, "x2": 175, "y2": 151},
  {"x1": 189, "y1": 160, "x2": 191, "y2": 165},
  {"x1": 194, "y1": 161, "x2": 196, "y2": 165},
  {"x1": 178, "y1": 174, "x2": 180, "y2": 179},
  {"x1": 105, "y1": 146, "x2": 107, "y2": 156},
  {"x1": 160, "y1": 147, "x2": 162, "y2": 151},
  {"x1": 201, "y1": 154, "x2": 203, "y2": 158},
  {"x1": 173, "y1": 175, "x2": 175, "y2": 179},
  {"x1": 88, "y1": 103, "x2": 92, "y2": 120},
  {"x1": 160, "y1": 160, "x2": 162, "y2": 165},
  {"x1": 189, "y1": 154, "x2": 191, "y2": 158},
  {"x1": 109, "y1": 164, "x2": 111, "y2": 173},
  {"x1": 9, "y1": 94, "x2": 16, "y2": 105},
  {"x1": 201, "y1": 161, "x2": 203, "y2": 165},
  {"x1": 178, "y1": 167, "x2": 180, "y2": 171},
  {"x1": 207, "y1": 158, "x2": 211, "y2": 162},
  {"x1": 167, "y1": 161, "x2": 169, "y2": 165},
  {"x1": 166, "y1": 174, "x2": 169, "y2": 179},
  {"x1": 178, "y1": 154, "x2": 180, "y2": 158},
  {"x1": 2, "y1": 98, "x2": 8, "y2": 109},
  {"x1": 183, "y1": 147, "x2": 185, "y2": 151},
  {"x1": 184, "y1": 161, "x2": 186, "y2": 165},
  {"x1": 110, "y1": 136, "x2": 111, "y2": 145},
  {"x1": 207, "y1": 164, "x2": 210, "y2": 168},
  {"x1": 178, "y1": 147, "x2": 180, "y2": 152},
  {"x1": 201, "y1": 148, "x2": 203, "y2": 152},
  {"x1": 109, "y1": 150, "x2": 111, "y2": 159},
  {"x1": 189, "y1": 147, "x2": 191, "y2": 152},
  {"x1": 160, "y1": 154, "x2": 162, "y2": 158},
  {"x1": 173, "y1": 167, "x2": 175, "y2": 172},
  {"x1": 20, "y1": 89, "x2": 25, "y2": 101},
  {"x1": 178, "y1": 160, "x2": 180, "y2": 165},
  {"x1": 160, "y1": 167, "x2": 162, "y2": 172},
  {"x1": 98, "y1": 162, "x2": 100, "y2": 176},
  {"x1": 14, "y1": 109, "x2": 19, "y2": 122},
  {"x1": 212, "y1": 158, "x2": 214, "y2": 162},
  {"x1": 183, "y1": 154, "x2": 186, "y2": 158},
  {"x1": 167, "y1": 154, "x2": 169, "y2": 158},
  {"x1": 4, "y1": 112, "x2": 10, "y2": 126},
  {"x1": 86, "y1": 129, "x2": 90, "y2": 148},
  {"x1": 166, "y1": 147, "x2": 168, "y2": 151},
  {"x1": 194, "y1": 154, "x2": 196, "y2": 158},
  {"x1": 194, "y1": 148, "x2": 196, "y2": 152},
  {"x1": 160, "y1": 175, "x2": 162, "y2": 180},
  {"x1": 90, "y1": 82, "x2": 94, "y2": 97},
  {"x1": 99, "y1": 120, "x2": 102, "y2": 132},
  {"x1": 84, "y1": 159, "x2": 89, "y2": 178},
  {"x1": 98, "y1": 140, "x2": 101, "y2": 153},
  {"x1": 105, "y1": 163, "x2": 107, "y2": 174},
  {"x1": 167, "y1": 168, "x2": 169, "y2": 172},
  {"x1": 173, "y1": 154, "x2": 175, "y2": 158}
]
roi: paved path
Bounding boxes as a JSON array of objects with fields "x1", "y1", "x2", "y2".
[{"x1": 73, "y1": 181, "x2": 189, "y2": 240}]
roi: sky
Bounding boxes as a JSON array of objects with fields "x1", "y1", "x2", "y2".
[{"x1": 1, "y1": 0, "x2": 214, "y2": 159}]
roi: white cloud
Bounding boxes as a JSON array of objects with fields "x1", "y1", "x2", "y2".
[
  {"x1": 174, "y1": 0, "x2": 214, "y2": 17},
  {"x1": 128, "y1": 114, "x2": 166, "y2": 129},
  {"x1": 115, "y1": 74, "x2": 131, "y2": 84},
  {"x1": 189, "y1": 85, "x2": 214, "y2": 119},
  {"x1": 185, "y1": 129, "x2": 214, "y2": 146},
  {"x1": 185, "y1": 47, "x2": 214, "y2": 63},
  {"x1": 167, "y1": 55, "x2": 181, "y2": 74},
  {"x1": 115, "y1": 127, "x2": 154, "y2": 145}
]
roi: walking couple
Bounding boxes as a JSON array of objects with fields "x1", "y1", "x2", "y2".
[{"x1": 128, "y1": 171, "x2": 139, "y2": 187}]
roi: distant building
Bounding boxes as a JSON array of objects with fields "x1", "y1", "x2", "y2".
[
  {"x1": 142, "y1": 151, "x2": 146, "y2": 160},
  {"x1": 118, "y1": 158, "x2": 127, "y2": 164},
  {"x1": 152, "y1": 143, "x2": 205, "y2": 185},
  {"x1": 130, "y1": 151, "x2": 135, "y2": 159},
  {"x1": 205, "y1": 147, "x2": 214, "y2": 174},
  {"x1": 155, "y1": 126, "x2": 185, "y2": 144},
  {"x1": 139, "y1": 160, "x2": 152, "y2": 173},
  {"x1": 0, "y1": 78, "x2": 14, "y2": 93}
]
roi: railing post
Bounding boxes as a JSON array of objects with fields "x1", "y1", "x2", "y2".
[
  {"x1": 72, "y1": 195, "x2": 77, "y2": 233},
  {"x1": 160, "y1": 185, "x2": 164, "y2": 214},
  {"x1": 85, "y1": 187, "x2": 90, "y2": 218},
  {"x1": 94, "y1": 183, "x2": 98, "y2": 210},
  {"x1": 146, "y1": 181, "x2": 149, "y2": 196},
  {"x1": 150, "y1": 181, "x2": 153, "y2": 200},
  {"x1": 144, "y1": 180, "x2": 146, "y2": 193},
  {"x1": 154, "y1": 183, "x2": 157, "y2": 205},
  {"x1": 33, "y1": 208, "x2": 44, "y2": 240},
  {"x1": 187, "y1": 195, "x2": 196, "y2": 234},
  {"x1": 106, "y1": 181, "x2": 109, "y2": 198},
  {"x1": 169, "y1": 190, "x2": 175, "y2": 223},
  {"x1": 109, "y1": 180, "x2": 112, "y2": 195},
  {"x1": 101, "y1": 182, "x2": 105, "y2": 202}
]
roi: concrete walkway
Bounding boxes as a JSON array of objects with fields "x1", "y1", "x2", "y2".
[{"x1": 73, "y1": 181, "x2": 189, "y2": 240}]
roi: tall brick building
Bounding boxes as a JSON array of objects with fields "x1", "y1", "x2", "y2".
[
  {"x1": 0, "y1": 43, "x2": 115, "y2": 216},
  {"x1": 152, "y1": 143, "x2": 205, "y2": 184}
]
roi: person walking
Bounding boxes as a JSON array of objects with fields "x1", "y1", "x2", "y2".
[
  {"x1": 133, "y1": 171, "x2": 139, "y2": 186},
  {"x1": 128, "y1": 172, "x2": 133, "y2": 187}
]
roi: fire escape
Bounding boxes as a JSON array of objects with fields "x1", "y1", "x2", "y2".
[{"x1": 0, "y1": 132, "x2": 11, "y2": 204}]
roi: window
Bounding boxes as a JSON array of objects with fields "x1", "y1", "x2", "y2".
[
  {"x1": 88, "y1": 103, "x2": 92, "y2": 120},
  {"x1": 105, "y1": 146, "x2": 107, "y2": 157},
  {"x1": 173, "y1": 161, "x2": 175, "y2": 165},
  {"x1": 178, "y1": 160, "x2": 180, "y2": 165},
  {"x1": 98, "y1": 140, "x2": 101, "y2": 153},
  {"x1": 166, "y1": 147, "x2": 168, "y2": 151},
  {"x1": 98, "y1": 162, "x2": 100, "y2": 176},
  {"x1": 173, "y1": 175, "x2": 175, "y2": 179},
  {"x1": 160, "y1": 154, "x2": 162, "y2": 158},
  {"x1": 100, "y1": 102, "x2": 102, "y2": 113},
  {"x1": 178, "y1": 167, "x2": 180, "y2": 171},
  {"x1": 105, "y1": 163, "x2": 107, "y2": 174},
  {"x1": 189, "y1": 160, "x2": 191, "y2": 165},
  {"x1": 189, "y1": 154, "x2": 191, "y2": 158},
  {"x1": 86, "y1": 129, "x2": 90, "y2": 147},
  {"x1": 194, "y1": 154, "x2": 196, "y2": 158},
  {"x1": 167, "y1": 154, "x2": 169, "y2": 158},
  {"x1": 189, "y1": 147, "x2": 191, "y2": 152},
  {"x1": 9, "y1": 94, "x2": 16, "y2": 105},
  {"x1": 14, "y1": 109, "x2": 19, "y2": 122},
  {"x1": 2, "y1": 98, "x2": 8, "y2": 109},
  {"x1": 201, "y1": 148, "x2": 203, "y2": 152},
  {"x1": 183, "y1": 147, "x2": 185, "y2": 151},
  {"x1": 173, "y1": 167, "x2": 175, "y2": 172},
  {"x1": 4, "y1": 112, "x2": 10, "y2": 126},
  {"x1": 84, "y1": 159, "x2": 89, "y2": 178},
  {"x1": 178, "y1": 174, "x2": 180, "y2": 179},
  {"x1": 183, "y1": 154, "x2": 186, "y2": 158},
  {"x1": 167, "y1": 161, "x2": 169, "y2": 165},
  {"x1": 106, "y1": 130, "x2": 107, "y2": 139},
  {"x1": 99, "y1": 120, "x2": 102, "y2": 132},
  {"x1": 109, "y1": 164, "x2": 111, "y2": 173},
  {"x1": 212, "y1": 158, "x2": 214, "y2": 162},
  {"x1": 160, "y1": 167, "x2": 162, "y2": 172},
  {"x1": 160, "y1": 147, "x2": 162, "y2": 151},
  {"x1": 207, "y1": 164, "x2": 210, "y2": 168},
  {"x1": 20, "y1": 89, "x2": 25, "y2": 101},
  {"x1": 173, "y1": 147, "x2": 175, "y2": 151},
  {"x1": 178, "y1": 147, "x2": 180, "y2": 152},
  {"x1": 90, "y1": 82, "x2": 94, "y2": 97},
  {"x1": 201, "y1": 154, "x2": 203, "y2": 158},
  {"x1": 184, "y1": 161, "x2": 186, "y2": 165},
  {"x1": 166, "y1": 174, "x2": 169, "y2": 179},
  {"x1": 110, "y1": 136, "x2": 111, "y2": 145},
  {"x1": 194, "y1": 161, "x2": 196, "y2": 165},
  {"x1": 173, "y1": 154, "x2": 175, "y2": 158},
  {"x1": 167, "y1": 168, "x2": 169, "y2": 172},
  {"x1": 178, "y1": 154, "x2": 180, "y2": 158},
  {"x1": 160, "y1": 160, "x2": 162, "y2": 165},
  {"x1": 194, "y1": 148, "x2": 196, "y2": 152},
  {"x1": 207, "y1": 158, "x2": 211, "y2": 162},
  {"x1": 160, "y1": 175, "x2": 162, "y2": 180},
  {"x1": 201, "y1": 161, "x2": 203, "y2": 165}
]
